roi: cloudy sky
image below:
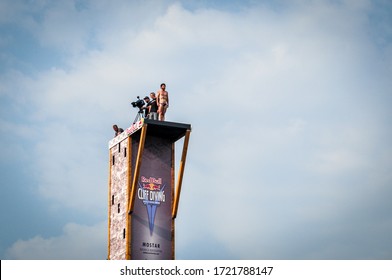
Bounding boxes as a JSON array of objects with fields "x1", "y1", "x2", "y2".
[{"x1": 1, "y1": 0, "x2": 391, "y2": 260}]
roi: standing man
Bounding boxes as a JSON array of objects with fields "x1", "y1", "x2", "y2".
[
  {"x1": 156, "y1": 83, "x2": 169, "y2": 121},
  {"x1": 143, "y1": 96, "x2": 151, "y2": 118},
  {"x1": 148, "y1": 92, "x2": 158, "y2": 120}
]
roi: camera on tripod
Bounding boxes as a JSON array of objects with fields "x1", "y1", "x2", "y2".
[
  {"x1": 131, "y1": 96, "x2": 147, "y2": 123},
  {"x1": 131, "y1": 96, "x2": 145, "y2": 109}
]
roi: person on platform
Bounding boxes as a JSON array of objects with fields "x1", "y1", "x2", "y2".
[
  {"x1": 148, "y1": 92, "x2": 158, "y2": 120},
  {"x1": 143, "y1": 96, "x2": 151, "y2": 118},
  {"x1": 156, "y1": 83, "x2": 169, "y2": 121},
  {"x1": 113, "y1": 124, "x2": 124, "y2": 137}
]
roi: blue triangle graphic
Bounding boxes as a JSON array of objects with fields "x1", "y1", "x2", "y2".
[{"x1": 147, "y1": 204, "x2": 157, "y2": 235}]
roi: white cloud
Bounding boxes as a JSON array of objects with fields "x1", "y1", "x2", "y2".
[
  {"x1": 5, "y1": 221, "x2": 107, "y2": 260},
  {"x1": 1, "y1": 0, "x2": 392, "y2": 259}
]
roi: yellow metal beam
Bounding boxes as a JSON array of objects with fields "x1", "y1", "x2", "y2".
[
  {"x1": 128, "y1": 124, "x2": 148, "y2": 214},
  {"x1": 172, "y1": 129, "x2": 191, "y2": 219}
]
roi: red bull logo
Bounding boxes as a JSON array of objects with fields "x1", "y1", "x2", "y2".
[{"x1": 143, "y1": 183, "x2": 161, "y2": 191}]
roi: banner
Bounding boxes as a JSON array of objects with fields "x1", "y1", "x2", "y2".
[{"x1": 131, "y1": 135, "x2": 173, "y2": 259}]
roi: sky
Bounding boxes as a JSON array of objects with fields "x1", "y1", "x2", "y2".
[{"x1": 0, "y1": 0, "x2": 391, "y2": 260}]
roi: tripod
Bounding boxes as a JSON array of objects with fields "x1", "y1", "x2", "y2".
[{"x1": 133, "y1": 109, "x2": 145, "y2": 123}]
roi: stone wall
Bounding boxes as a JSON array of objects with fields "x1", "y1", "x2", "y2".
[{"x1": 109, "y1": 138, "x2": 129, "y2": 260}]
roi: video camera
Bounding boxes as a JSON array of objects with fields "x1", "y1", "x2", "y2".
[{"x1": 131, "y1": 96, "x2": 145, "y2": 109}]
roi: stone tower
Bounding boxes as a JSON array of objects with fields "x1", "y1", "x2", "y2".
[{"x1": 107, "y1": 119, "x2": 191, "y2": 260}]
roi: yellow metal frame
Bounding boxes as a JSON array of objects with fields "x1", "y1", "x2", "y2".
[
  {"x1": 172, "y1": 129, "x2": 191, "y2": 219},
  {"x1": 127, "y1": 124, "x2": 148, "y2": 214}
]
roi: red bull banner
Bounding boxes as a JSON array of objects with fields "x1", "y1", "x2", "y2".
[{"x1": 131, "y1": 135, "x2": 173, "y2": 259}]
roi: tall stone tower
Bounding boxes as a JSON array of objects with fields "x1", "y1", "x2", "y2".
[{"x1": 107, "y1": 119, "x2": 191, "y2": 260}]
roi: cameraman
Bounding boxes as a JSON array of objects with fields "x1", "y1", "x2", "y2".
[
  {"x1": 142, "y1": 96, "x2": 151, "y2": 118},
  {"x1": 142, "y1": 93, "x2": 158, "y2": 120},
  {"x1": 148, "y1": 92, "x2": 158, "y2": 120}
]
